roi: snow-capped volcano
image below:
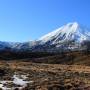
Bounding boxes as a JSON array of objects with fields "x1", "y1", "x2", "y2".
[
  {"x1": 0, "y1": 22, "x2": 90, "y2": 52},
  {"x1": 39, "y1": 22, "x2": 90, "y2": 45}
]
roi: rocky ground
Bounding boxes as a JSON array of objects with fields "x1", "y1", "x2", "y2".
[{"x1": 0, "y1": 61, "x2": 90, "y2": 90}]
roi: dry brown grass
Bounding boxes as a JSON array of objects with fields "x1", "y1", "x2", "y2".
[{"x1": 0, "y1": 60, "x2": 90, "y2": 89}]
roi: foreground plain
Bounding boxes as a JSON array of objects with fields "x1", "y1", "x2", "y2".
[{"x1": 0, "y1": 61, "x2": 90, "y2": 90}]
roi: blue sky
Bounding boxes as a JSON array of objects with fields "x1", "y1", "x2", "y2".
[{"x1": 0, "y1": 0, "x2": 90, "y2": 42}]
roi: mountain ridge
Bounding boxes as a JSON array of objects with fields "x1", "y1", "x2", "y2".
[
  {"x1": 39, "y1": 22, "x2": 90, "y2": 44},
  {"x1": 0, "y1": 22, "x2": 90, "y2": 52}
]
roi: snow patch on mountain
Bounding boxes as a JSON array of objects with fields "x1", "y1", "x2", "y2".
[
  {"x1": 39, "y1": 22, "x2": 90, "y2": 45},
  {"x1": 0, "y1": 22, "x2": 90, "y2": 52}
]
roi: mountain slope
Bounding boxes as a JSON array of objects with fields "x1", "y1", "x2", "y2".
[
  {"x1": 0, "y1": 22, "x2": 90, "y2": 52},
  {"x1": 39, "y1": 22, "x2": 90, "y2": 45}
]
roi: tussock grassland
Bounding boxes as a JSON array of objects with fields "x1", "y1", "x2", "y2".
[{"x1": 0, "y1": 61, "x2": 90, "y2": 89}]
